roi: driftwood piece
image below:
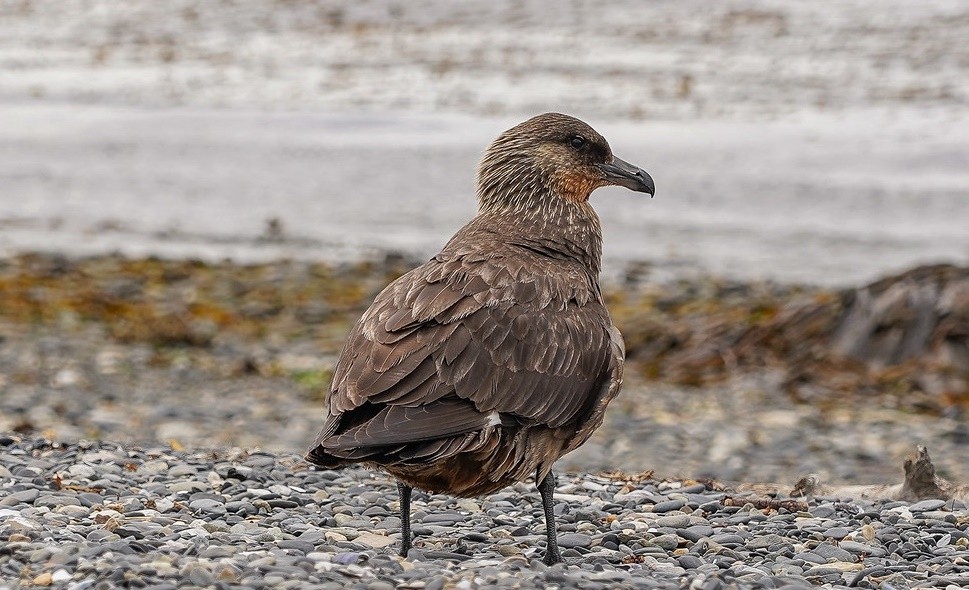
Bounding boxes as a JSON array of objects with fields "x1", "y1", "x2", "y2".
[{"x1": 736, "y1": 446, "x2": 969, "y2": 504}]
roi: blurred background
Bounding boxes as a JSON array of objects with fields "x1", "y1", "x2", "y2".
[
  {"x1": 2, "y1": 0, "x2": 968, "y2": 284},
  {"x1": 0, "y1": 0, "x2": 967, "y2": 486}
]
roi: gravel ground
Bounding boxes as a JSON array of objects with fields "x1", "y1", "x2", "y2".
[{"x1": 2, "y1": 435, "x2": 969, "y2": 590}]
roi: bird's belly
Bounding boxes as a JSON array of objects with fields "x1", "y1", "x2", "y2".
[{"x1": 378, "y1": 425, "x2": 568, "y2": 498}]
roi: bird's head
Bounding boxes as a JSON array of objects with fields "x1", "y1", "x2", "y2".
[{"x1": 476, "y1": 113, "x2": 654, "y2": 212}]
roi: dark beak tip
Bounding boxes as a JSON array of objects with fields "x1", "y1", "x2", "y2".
[
  {"x1": 637, "y1": 171, "x2": 656, "y2": 197},
  {"x1": 599, "y1": 157, "x2": 655, "y2": 197}
]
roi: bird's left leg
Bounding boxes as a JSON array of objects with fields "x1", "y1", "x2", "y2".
[
  {"x1": 397, "y1": 481, "x2": 413, "y2": 557},
  {"x1": 537, "y1": 469, "x2": 562, "y2": 565}
]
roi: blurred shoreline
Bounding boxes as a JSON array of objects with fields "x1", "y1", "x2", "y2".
[{"x1": 1, "y1": 102, "x2": 967, "y2": 288}]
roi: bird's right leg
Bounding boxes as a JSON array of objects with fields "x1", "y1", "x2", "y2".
[
  {"x1": 397, "y1": 481, "x2": 413, "y2": 557},
  {"x1": 537, "y1": 469, "x2": 563, "y2": 565}
]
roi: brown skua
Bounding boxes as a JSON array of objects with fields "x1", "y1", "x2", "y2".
[{"x1": 307, "y1": 113, "x2": 655, "y2": 564}]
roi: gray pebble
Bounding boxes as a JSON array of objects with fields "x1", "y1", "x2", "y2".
[
  {"x1": 557, "y1": 533, "x2": 592, "y2": 549},
  {"x1": 680, "y1": 525, "x2": 714, "y2": 542},
  {"x1": 188, "y1": 567, "x2": 215, "y2": 586},
  {"x1": 746, "y1": 533, "x2": 786, "y2": 549},
  {"x1": 189, "y1": 498, "x2": 227, "y2": 516},
  {"x1": 35, "y1": 494, "x2": 82, "y2": 508},
  {"x1": 809, "y1": 504, "x2": 836, "y2": 518},
  {"x1": 650, "y1": 534, "x2": 680, "y2": 550},
  {"x1": 839, "y1": 540, "x2": 886, "y2": 556},
  {"x1": 656, "y1": 514, "x2": 691, "y2": 528},
  {"x1": 1, "y1": 489, "x2": 41, "y2": 505},
  {"x1": 909, "y1": 499, "x2": 946, "y2": 512},
  {"x1": 709, "y1": 533, "x2": 744, "y2": 547},
  {"x1": 810, "y1": 543, "x2": 854, "y2": 562},
  {"x1": 678, "y1": 555, "x2": 704, "y2": 569},
  {"x1": 821, "y1": 527, "x2": 850, "y2": 539},
  {"x1": 652, "y1": 500, "x2": 686, "y2": 513}
]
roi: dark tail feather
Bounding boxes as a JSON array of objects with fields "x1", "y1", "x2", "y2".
[{"x1": 305, "y1": 445, "x2": 354, "y2": 469}]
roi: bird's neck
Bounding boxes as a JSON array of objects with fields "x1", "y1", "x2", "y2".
[{"x1": 474, "y1": 195, "x2": 603, "y2": 276}]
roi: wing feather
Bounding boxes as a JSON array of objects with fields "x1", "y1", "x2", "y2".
[
  {"x1": 323, "y1": 399, "x2": 490, "y2": 448},
  {"x1": 314, "y1": 248, "x2": 621, "y2": 457}
]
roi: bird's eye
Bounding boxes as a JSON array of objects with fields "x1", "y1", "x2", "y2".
[{"x1": 568, "y1": 135, "x2": 586, "y2": 150}]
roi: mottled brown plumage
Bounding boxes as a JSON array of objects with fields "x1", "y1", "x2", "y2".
[{"x1": 307, "y1": 113, "x2": 654, "y2": 563}]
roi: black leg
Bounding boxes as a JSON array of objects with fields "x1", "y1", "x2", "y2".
[
  {"x1": 537, "y1": 469, "x2": 562, "y2": 565},
  {"x1": 397, "y1": 481, "x2": 413, "y2": 557}
]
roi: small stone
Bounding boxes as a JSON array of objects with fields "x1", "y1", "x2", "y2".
[
  {"x1": 746, "y1": 534, "x2": 786, "y2": 550},
  {"x1": 678, "y1": 555, "x2": 703, "y2": 569},
  {"x1": 910, "y1": 499, "x2": 946, "y2": 512},
  {"x1": 421, "y1": 513, "x2": 462, "y2": 525},
  {"x1": 709, "y1": 533, "x2": 744, "y2": 546},
  {"x1": 277, "y1": 539, "x2": 315, "y2": 554},
  {"x1": 679, "y1": 525, "x2": 714, "y2": 542},
  {"x1": 32, "y1": 572, "x2": 53, "y2": 586},
  {"x1": 810, "y1": 504, "x2": 836, "y2": 518},
  {"x1": 354, "y1": 532, "x2": 396, "y2": 548},
  {"x1": 811, "y1": 543, "x2": 854, "y2": 562},
  {"x1": 840, "y1": 540, "x2": 886, "y2": 556},
  {"x1": 652, "y1": 500, "x2": 686, "y2": 513},
  {"x1": 168, "y1": 481, "x2": 207, "y2": 494},
  {"x1": 656, "y1": 514, "x2": 691, "y2": 528},
  {"x1": 188, "y1": 567, "x2": 215, "y2": 586},
  {"x1": 35, "y1": 495, "x2": 81, "y2": 508},
  {"x1": 212, "y1": 563, "x2": 239, "y2": 582},
  {"x1": 557, "y1": 533, "x2": 592, "y2": 549},
  {"x1": 68, "y1": 464, "x2": 96, "y2": 478},
  {"x1": 199, "y1": 546, "x2": 235, "y2": 558},
  {"x1": 650, "y1": 534, "x2": 679, "y2": 550},
  {"x1": 807, "y1": 561, "x2": 863, "y2": 573},
  {"x1": 189, "y1": 498, "x2": 226, "y2": 516},
  {"x1": 0, "y1": 489, "x2": 40, "y2": 505},
  {"x1": 822, "y1": 527, "x2": 850, "y2": 539}
]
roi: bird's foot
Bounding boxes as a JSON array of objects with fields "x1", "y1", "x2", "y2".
[{"x1": 542, "y1": 547, "x2": 563, "y2": 566}]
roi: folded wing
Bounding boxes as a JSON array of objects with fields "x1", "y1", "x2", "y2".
[{"x1": 310, "y1": 250, "x2": 621, "y2": 463}]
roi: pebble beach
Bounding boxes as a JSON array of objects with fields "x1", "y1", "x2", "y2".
[{"x1": 3, "y1": 436, "x2": 969, "y2": 590}]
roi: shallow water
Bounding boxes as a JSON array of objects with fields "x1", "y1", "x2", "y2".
[{"x1": 1, "y1": 102, "x2": 966, "y2": 287}]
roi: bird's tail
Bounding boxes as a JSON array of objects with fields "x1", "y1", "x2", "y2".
[{"x1": 305, "y1": 444, "x2": 355, "y2": 469}]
